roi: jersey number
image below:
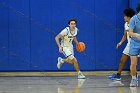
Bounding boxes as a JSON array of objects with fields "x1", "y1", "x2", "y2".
[{"x1": 69, "y1": 39, "x2": 72, "y2": 42}]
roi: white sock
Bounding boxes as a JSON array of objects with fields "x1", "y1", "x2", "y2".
[
  {"x1": 132, "y1": 76, "x2": 136, "y2": 79},
  {"x1": 78, "y1": 71, "x2": 81, "y2": 74}
]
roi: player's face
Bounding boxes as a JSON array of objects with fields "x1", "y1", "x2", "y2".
[
  {"x1": 124, "y1": 16, "x2": 130, "y2": 22},
  {"x1": 69, "y1": 21, "x2": 76, "y2": 29}
]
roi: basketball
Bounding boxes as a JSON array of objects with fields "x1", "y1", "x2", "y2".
[{"x1": 76, "y1": 42, "x2": 85, "y2": 52}]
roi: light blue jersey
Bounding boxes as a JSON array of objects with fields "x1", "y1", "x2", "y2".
[
  {"x1": 129, "y1": 14, "x2": 140, "y2": 41},
  {"x1": 129, "y1": 14, "x2": 140, "y2": 55}
]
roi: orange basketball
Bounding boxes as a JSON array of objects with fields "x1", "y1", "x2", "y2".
[{"x1": 76, "y1": 42, "x2": 85, "y2": 52}]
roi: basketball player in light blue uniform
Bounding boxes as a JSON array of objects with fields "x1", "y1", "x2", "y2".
[{"x1": 129, "y1": 3, "x2": 140, "y2": 87}]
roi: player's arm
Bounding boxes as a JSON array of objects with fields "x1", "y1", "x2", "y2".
[
  {"x1": 128, "y1": 17, "x2": 140, "y2": 40},
  {"x1": 116, "y1": 29, "x2": 127, "y2": 49},
  {"x1": 128, "y1": 17, "x2": 137, "y2": 37},
  {"x1": 73, "y1": 36, "x2": 79, "y2": 44},
  {"x1": 120, "y1": 30, "x2": 127, "y2": 43},
  {"x1": 129, "y1": 29, "x2": 140, "y2": 40},
  {"x1": 55, "y1": 34, "x2": 63, "y2": 53},
  {"x1": 55, "y1": 29, "x2": 67, "y2": 53},
  {"x1": 55, "y1": 34, "x2": 62, "y2": 48},
  {"x1": 55, "y1": 29, "x2": 67, "y2": 47}
]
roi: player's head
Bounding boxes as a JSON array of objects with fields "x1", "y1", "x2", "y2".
[
  {"x1": 68, "y1": 18, "x2": 77, "y2": 29},
  {"x1": 136, "y1": 3, "x2": 140, "y2": 13},
  {"x1": 123, "y1": 8, "x2": 135, "y2": 22}
]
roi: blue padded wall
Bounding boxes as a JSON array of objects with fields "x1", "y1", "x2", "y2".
[{"x1": 1, "y1": 0, "x2": 139, "y2": 71}]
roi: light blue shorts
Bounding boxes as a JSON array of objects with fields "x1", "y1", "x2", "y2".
[{"x1": 129, "y1": 40, "x2": 140, "y2": 56}]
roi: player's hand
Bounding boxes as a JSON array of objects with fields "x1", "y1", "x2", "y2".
[
  {"x1": 116, "y1": 42, "x2": 122, "y2": 49},
  {"x1": 59, "y1": 46, "x2": 63, "y2": 53},
  {"x1": 76, "y1": 42, "x2": 79, "y2": 47},
  {"x1": 75, "y1": 42, "x2": 79, "y2": 45}
]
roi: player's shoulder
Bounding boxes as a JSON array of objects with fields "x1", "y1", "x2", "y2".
[
  {"x1": 75, "y1": 27, "x2": 79, "y2": 32},
  {"x1": 65, "y1": 27, "x2": 69, "y2": 30},
  {"x1": 60, "y1": 27, "x2": 69, "y2": 36},
  {"x1": 61, "y1": 27, "x2": 69, "y2": 32},
  {"x1": 130, "y1": 15, "x2": 137, "y2": 21},
  {"x1": 132, "y1": 14, "x2": 137, "y2": 18}
]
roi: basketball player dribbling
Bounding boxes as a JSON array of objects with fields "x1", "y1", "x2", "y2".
[{"x1": 55, "y1": 18, "x2": 86, "y2": 79}]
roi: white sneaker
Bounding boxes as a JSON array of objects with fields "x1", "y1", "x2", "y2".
[
  {"x1": 57, "y1": 57, "x2": 63, "y2": 69},
  {"x1": 78, "y1": 73, "x2": 86, "y2": 79},
  {"x1": 130, "y1": 79, "x2": 138, "y2": 87}
]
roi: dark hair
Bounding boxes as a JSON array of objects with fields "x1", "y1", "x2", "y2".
[
  {"x1": 68, "y1": 18, "x2": 77, "y2": 24},
  {"x1": 136, "y1": 3, "x2": 140, "y2": 13},
  {"x1": 123, "y1": 8, "x2": 135, "y2": 18}
]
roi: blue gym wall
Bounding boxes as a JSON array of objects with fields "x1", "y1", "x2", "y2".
[{"x1": 0, "y1": 0, "x2": 139, "y2": 71}]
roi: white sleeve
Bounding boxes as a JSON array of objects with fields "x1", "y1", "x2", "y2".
[
  {"x1": 125, "y1": 22, "x2": 129, "y2": 31},
  {"x1": 74, "y1": 28, "x2": 78, "y2": 36},
  {"x1": 60, "y1": 28, "x2": 68, "y2": 36}
]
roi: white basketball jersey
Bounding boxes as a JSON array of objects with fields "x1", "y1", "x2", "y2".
[
  {"x1": 60, "y1": 27, "x2": 78, "y2": 47},
  {"x1": 125, "y1": 22, "x2": 131, "y2": 44}
]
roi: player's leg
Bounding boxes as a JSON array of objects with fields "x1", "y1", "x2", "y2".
[
  {"x1": 59, "y1": 55, "x2": 85, "y2": 78},
  {"x1": 130, "y1": 56, "x2": 138, "y2": 87},
  {"x1": 63, "y1": 54, "x2": 85, "y2": 78},
  {"x1": 57, "y1": 46, "x2": 73, "y2": 69},
  {"x1": 63, "y1": 57, "x2": 80, "y2": 72},
  {"x1": 109, "y1": 54, "x2": 129, "y2": 80},
  {"x1": 117, "y1": 54, "x2": 129, "y2": 75},
  {"x1": 118, "y1": 45, "x2": 130, "y2": 75},
  {"x1": 57, "y1": 46, "x2": 85, "y2": 78},
  {"x1": 108, "y1": 45, "x2": 129, "y2": 80},
  {"x1": 57, "y1": 46, "x2": 72, "y2": 69},
  {"x1": 57, "y1": 46, "x2": 79, "y2": 70},
  {"x1": 129, "y1": 44, "x2": 139, "y2": 87}
]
